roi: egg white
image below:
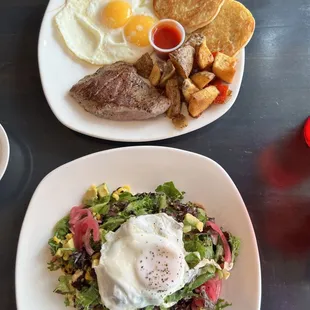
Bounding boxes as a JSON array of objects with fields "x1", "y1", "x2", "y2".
[
  {"x1": 95, "y1": 214, "x2": 207, "y2": 310},
  {"x1": 55, "y1": 0, "x2": 156, "y2": 65}
]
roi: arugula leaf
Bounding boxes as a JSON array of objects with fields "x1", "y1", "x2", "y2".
[
  {"x1": 75, "y1": 284, "x2": 102, "y2": 309},
  {"x1": 155, "y1": 182, "x2": 184, "y2": 201},
  {"x1": 54, "y1": 216, "x2": 70, "y2": 239},
  {"x1": 101, "y1": 217, "x2": 127, "y2": 231},
  {"x1": 189, "y1": 272, "x2": 215, "y2": 290},
  {"x1": 214, "y1": 244, "x2": 224, "y2": 263},
  {"x1": 124, "y1": 195, "x2": 155, "y2": 216},
  {"x1": 48, "y1": 238, "x2": 62, "y2": 256},
  {"x1": 54, "y1": 275, "x2": 75, "y2": 294},
  {"x1": 157, "y1": 194, "x2": 167, "y2": 210},
  {"x1": 118, "y1": 191, "x2": 136, "y2": 202},
  {"x1": 200, "y1": 235, "x2": 214, "y2": 259},
  {"x1": 184, "y1": 235, "x2": 207, "y2": 259},
  {"x1": 228, "y1": 233, "x2": 241, "y2": 263},
  {"x1": 185, "y1": 252, "x2": 201, "y2": 268},
  {"x1": 90, "y1": 203, "x2": 110, "y2": 215},
  {"x1": 215, "y1": 299, "x2": 232, "y2": 309}
]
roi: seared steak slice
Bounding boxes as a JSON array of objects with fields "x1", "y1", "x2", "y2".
[{"x1": 70, "y1": 62, "x2": 171, "y2": 121}]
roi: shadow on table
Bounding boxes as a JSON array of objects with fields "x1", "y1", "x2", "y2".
[{"x1": 257, "y1": 120, "x2": 310, "y2": 257}]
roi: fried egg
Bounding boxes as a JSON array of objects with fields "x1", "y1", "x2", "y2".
[
  {"x1": 55, "y1": 0, "x2": 156, "y2": 65},
  {"x1": 95, "y1": 214, "x2": 203, "y2": 309}
]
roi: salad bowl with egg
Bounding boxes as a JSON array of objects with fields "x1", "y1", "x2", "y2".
[
  {"x1": 15, "y1": 146, "x2": 261, "y2": 310},
  {"x1": 47, "y1": 181, "x2": 240, "y2": 309}
]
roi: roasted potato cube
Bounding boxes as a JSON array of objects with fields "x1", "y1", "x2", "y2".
[
  {"x1": 185, "y1": 33, "x2": 206, "y2": 48},
  {"x1": 212, "y1": 53, "x2": 237, "y2": 83},
  {"x1": 196, "y1": 41, "x2": 214, "y2": 70},
  {"x1": 134, "y1": 53, "x2": 153, "y2": 79},
  {"x1": 169, "y1": 45, "x2": 195, "y2": 79},
  {"x1": 149, "y1": 63, "x2": 161, "y2": 86},
  {"x1": 191, "y1": 71, "x2": 215, "y2": 89},
  {"x1": 172, "y1": 113, "x2": 188, "y2": 129},
  {"x1": 182, "y1": 78, "x2": 199, "y2": 102},
  {"x1": 188, "y1": 86, "x2": 219, "y2": 117},
  {"x1": 166, "y1": 78, "x2": 181, "y2": 118},
  {"x1": 160, "y1": 60, "x2": 176, "y2": 87}
]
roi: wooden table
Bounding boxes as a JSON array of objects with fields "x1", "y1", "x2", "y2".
[{"x1": 0, "y1": 0, "x2": 310, "y2": 309}]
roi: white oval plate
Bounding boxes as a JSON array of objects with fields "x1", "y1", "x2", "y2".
[
  {"x1": 38, "y1": 0, "x2": 245, "y2": 142},
  {"x1": 16, "y1": 146, "x2": 261, "y2": 310},
  {"x1": 0, "y1": 124, "x2": 10, "y2": 180}
]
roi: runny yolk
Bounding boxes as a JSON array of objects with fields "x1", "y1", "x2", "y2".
[
  {"x1": 124, "y1": 15, "x2": 155, "y2": 47},
  {"x1": 101, "y1": 1, "x2": 132, "y2": 29}
]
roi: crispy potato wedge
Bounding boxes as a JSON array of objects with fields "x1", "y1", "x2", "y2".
[
  {"x1": 182, "y1": 78, "x2": 199, "y2": 102},
  {"x1": 166, "y1": 78, "x2": 181, "y2": 118},
  {"x1": 134, "y1": 53, "x2": 153, "y2": 79},
  {"x1": 172, "y1": 113, "x2": 188, "y2": 129},
  {"x1": 191, "y1": 71, "x2": 215, "y2": 89},
  {"x1": 149, "y1": 63, "x2": 161, "y2": 86},
  {"x1": 212, "y1": 52, "x2": 237, "y2": 83},
  {"x1": 169, "y1": 45, "x2": 195, "y2": 79},
  {"x1": 196, "y1": 41, "x2": 214, "y2": 70},
  {"x1": 188, "y1": 86, "x2": 219, "y2": 117},
  {"x1": 160, "y1": 60, "x2": 176, "y2": 87}
]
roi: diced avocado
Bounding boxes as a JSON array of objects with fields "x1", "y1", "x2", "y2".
[
  {"x1": 63, "y1": 238, "x2": 75, "y2": 249},
  {"x1": 83, "y1": 185, "x2": 98, "y2": 205},
  {"x1": 56, "y1": 248, "x2": 63, "y2": 257},
  {"x1": 183, "y1": 225, "x2": 192, "y2": 233},
  {"x1": 97, "y1": 183, "x2": 109, "y2": 198},
  {"x1": 196, "y1": 222, "x2": 204, "y2": 232},
  {"x1": 184, "y1": 213, "x2": 204, "y2": 232}
]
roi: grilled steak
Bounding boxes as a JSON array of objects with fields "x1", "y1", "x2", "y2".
[{"x1": 70, "y1": 62, "x2": 171, "y2": 121}]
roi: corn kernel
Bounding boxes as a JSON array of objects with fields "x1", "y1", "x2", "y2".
[
  {"x1": 66, "y1": 233, "x2": 73, "y2": 240},
  {"x1": 92, "y1": 259, "x2": 99, "y2": 268},
  {"x1": 112, "y1": 192, "x2": 119, "y2": 200},
  {"x1": 53, "y1": 236, "x2": 61, "y2": 244},
  {"x1": 85, "y1": 269, "x2": 93, "y2": 281},
  {"x1": 96, "y1": 214, "x2": 101, "y2": 220},
  {"x1": 92, "y1": 253, "x2": 100, "y2": 260}
]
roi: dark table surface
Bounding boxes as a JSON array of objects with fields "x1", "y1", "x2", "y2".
[{"x1": 1, "y1": 0, "x2": 310, "y2": 309}]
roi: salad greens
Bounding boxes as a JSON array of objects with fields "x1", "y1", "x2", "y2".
[{"x1": 48, "y1": 182, "x2": 240, "y2": 310}]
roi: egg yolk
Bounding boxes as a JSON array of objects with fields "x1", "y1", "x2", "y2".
[
  {"x1": 101, "y1": 1, "x2": 132, "y2": 29},
  {"x1": 124, "y1": 15, "x2": 155, "y2": 47}
]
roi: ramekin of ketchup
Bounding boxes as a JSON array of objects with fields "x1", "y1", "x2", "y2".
[{"x1": 149, "y1": 19, "x2": 185, "y2": 59}]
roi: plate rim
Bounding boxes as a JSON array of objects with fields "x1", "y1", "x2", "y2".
[
  {"x1": 38, "y1": 0, "x2": 245, "y2": 142},
  {"x1": 15, "y1": 146, "x2": 261, "y2": 309},
  {"x1": 0, "y1": 123, "x2": 10, "y2": 180}
]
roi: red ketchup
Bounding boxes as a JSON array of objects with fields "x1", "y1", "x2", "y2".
[{"x1": 150, "y1": 20, "x2": 185, "y2": 59}]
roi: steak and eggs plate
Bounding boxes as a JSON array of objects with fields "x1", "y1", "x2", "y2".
[{"x1": 49, "y1": 0, "x2": 255, "y2": 131}]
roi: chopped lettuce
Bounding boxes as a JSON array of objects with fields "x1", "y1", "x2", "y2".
[
  {"x1": 165, "y1": 272, "x2": 215, "y2": 304},
  {"x1": 228, "y1": 233, "x2": 241, "y2": 263},
  {"x1": 75, "y1": 284, "x2": 102, "y2": 309},
  {"x1": 215, "y1": 299, "x2": 232, "y2": 309},
  {"x1": 54, "y1": 275, "x2": 75, "y2": 294},
  {"x1": 185, "y1": 252, "x2": 201, "y2": 268},
  {"x1": 155, "y1": 181, "x2": 184, "y2": 201}
]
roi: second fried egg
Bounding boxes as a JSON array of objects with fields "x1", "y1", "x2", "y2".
[{"x1": 55, "y1": 0, "x2": 156, "y2": 65}]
